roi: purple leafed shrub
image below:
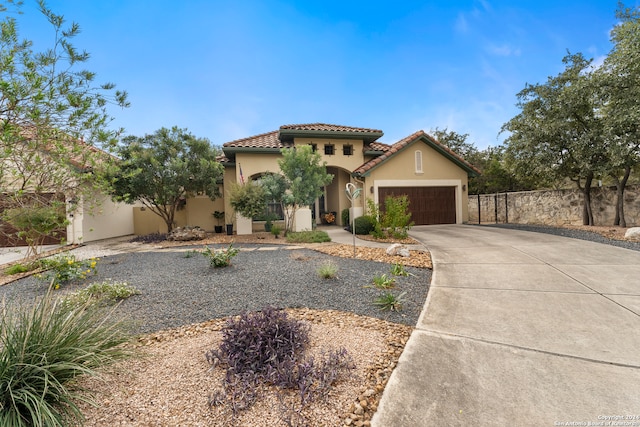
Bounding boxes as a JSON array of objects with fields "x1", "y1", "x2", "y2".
[{"x1": 206, "y1": 307, "x2": 355, "y2": 421}]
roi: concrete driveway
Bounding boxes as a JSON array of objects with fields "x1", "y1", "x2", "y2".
[{"x1": 372, "y1": 225, "x2": 640, "y2": 426}]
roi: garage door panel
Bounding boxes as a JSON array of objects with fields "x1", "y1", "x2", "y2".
[{"x1": 379, "y1": 186, "x2": 456, "y2": 225}]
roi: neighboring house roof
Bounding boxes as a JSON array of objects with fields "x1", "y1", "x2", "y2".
[
  {"x1": 5, "y1": 125, "x2": 114, "y2": 172},
  {"x1": 353, "y1": 130, "x2": 481, "y2": 177}
]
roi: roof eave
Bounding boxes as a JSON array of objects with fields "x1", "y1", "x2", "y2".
[
  {"x1": 222, "y1": 147, "x2": 283, "y2": 156},
  {"x1": 279, "y1": 129, "x2": 383, "y2": 143}
]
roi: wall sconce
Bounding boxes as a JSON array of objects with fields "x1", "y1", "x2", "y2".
[
  {"x1": 462, "y1": 184, "x2": 467, "y2": 192},
  {"x1": 370, "y1": 186, "x2": 374, "y2": 194}
]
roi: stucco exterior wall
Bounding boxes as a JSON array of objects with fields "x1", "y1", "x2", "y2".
[
  {"x1": 233, "y1": 153, "x2": 282, "y2": 181},
  {"x1": 294, "y1": 137, "x2": 365, "y2": 171},
  {"x1": 362, "y1": 140, "x2": 470, "y2": 223},
  {"x1": 77, "y1": 195, "x2": 134, "y2": 243}
]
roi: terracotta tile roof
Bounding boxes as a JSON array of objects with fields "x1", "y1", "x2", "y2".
[
  {"x1": 222, "y1": 123, "x2": 384, "y2": 152},
  {"x1": 8, "y1": 125, "x2": 114, "y2": 170},
  {"x1": 365, "y1": 142, "x2": 391, "y2": 152},
  {"x1": 353, "y1": 130, "x2": 480, "y2": 177},
  {"x1": 279, "y1": 123, "x2": 383, "y2": 134},
  {"x1": 223, "y1": 130, "x2": 282, "y2": 149}
]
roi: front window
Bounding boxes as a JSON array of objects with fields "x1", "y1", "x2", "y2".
[
  {"x1": 343, "y1": 144, "x2": 353, "y2": 156},
  {"x1": 324, "y1": 144, "x2": 335, "y2": 155}
]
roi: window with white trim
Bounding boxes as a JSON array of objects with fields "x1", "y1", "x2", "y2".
[{"x1": 415, "y1": 150, "x2": 423, "y2": 173}]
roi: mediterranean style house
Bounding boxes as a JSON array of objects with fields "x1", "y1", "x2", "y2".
[{"x1": 134, "y1": 123, "x2": 480, "y2": 235}]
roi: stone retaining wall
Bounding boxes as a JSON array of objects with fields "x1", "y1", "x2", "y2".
[{"x1": 467, "y1": 185, "x2": 640, "y2": 227}]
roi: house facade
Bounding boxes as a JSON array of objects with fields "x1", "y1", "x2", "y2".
[
  {"x1": 223, "y1": 123, "x2": 479, "y2": 232},
  {"x1": 133, "y1": 123, "x2": 480, "y2": 235}
]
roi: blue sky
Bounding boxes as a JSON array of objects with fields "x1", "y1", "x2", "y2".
[{"x1": 14, "y1": 0, "x2": 631, "y2": 149}]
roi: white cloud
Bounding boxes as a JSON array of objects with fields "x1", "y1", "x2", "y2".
[
  {"x1": 455, "y1": 13, "x2": 469, "y2": 33},
  {"x1": 486, "y1": 43, "x2": 522, "y2": 56}
]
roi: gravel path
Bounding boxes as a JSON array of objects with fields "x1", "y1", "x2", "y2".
[
  {"x1": 0, "y1": 245, "x2": 431, "y2": 334},
  {"x1": 484, "y1": 223, "x2": 640, "y2": 251}
]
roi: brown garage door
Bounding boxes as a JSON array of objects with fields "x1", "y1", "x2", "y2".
[{"x1": 378, "y1": 187, "x2": 456, "y2": 225}]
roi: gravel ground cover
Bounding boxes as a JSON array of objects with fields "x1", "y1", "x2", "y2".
[
  {"x1": 0, "y1": 245, "x2": 430, "y2": 335},
  {"x1": 484, "y1": 223, "x2": 640, "y2": 251}
]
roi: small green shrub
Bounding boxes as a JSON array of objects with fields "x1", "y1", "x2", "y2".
[
  {"x1": 202, "y1": 244, "x2": 240, "y2": 267},
  {"x1": 285, "y1": 230, "x2": 331, "y2": 243},
  {"x1": 372, "y1": 273, "x2": 396, "y2": 289},
  {"x1": 374, "y1": 291, "x2": 406, "y2": 311},
  {"x1": 4, "y1": 263, "x2": 35, "y2": 275},
  {"x1": 390, "y1": 263, "x2": 410, "y2": 277},
  {"x1": 60, "y1": 280, "x2": 139, "y2": 309},
  {"x1": 0, "y1": 292, "x2": 131, "y2": 426},
  {"x1": 271, "y1": 224, "x2": 282, "y2": 238},
  {"x1": 37, "y1": 255, "x2": 98, "y2": 289},
  {"x1": 366, "y1": 198, "x2": 384, "y2": 238},
  {"x1": 183, "y1": 249, "x2": 198, "y2": 258},
  {"x1": 353, "y1": 216, "x2": 375, "y2": 235},
  {"x1": 382, "y1": 195, "x2": 414, "y2": 239},
  {"x1": 341, "y1": 208, "x2": 350, "y2": 227},
  {"x1": 317, "y1": 261, "x2": 338, "y2": 279}
]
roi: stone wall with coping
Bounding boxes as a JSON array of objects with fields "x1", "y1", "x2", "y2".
[{"x1": 467, "y1": 185, "x2": 640, "y2": 227}]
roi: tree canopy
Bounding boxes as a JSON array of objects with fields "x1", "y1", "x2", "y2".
[
  {"x1": 107, "y1": 127, "x2": 223, "y2": 233},
  {"x1": 431, "y1": 127, "x2": 534, "y2": 194},
  {"x1": 0, "y1": 0, "x2": 128, "y2": 254},
  {"x1": 501, "y1": 3, "x2": 640, "y2": 226}
]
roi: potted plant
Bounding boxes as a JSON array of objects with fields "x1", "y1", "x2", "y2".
[
  {"x1": 212, "y1": 211, "x2": 225, "y2": 233},
  {"x1": 263, "y1": 212, "x2": 277, "y2": 232},
  {"x1": 323, "y1": 211, "x2": 336, "y2": 225},
  {"x1": 225, "y1": 212, "x2": 235, "y2": 236}
]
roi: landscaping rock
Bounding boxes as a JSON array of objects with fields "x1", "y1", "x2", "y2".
[
  {"x1": 624, "y1": 227, "x2": 640, "y2": 240},
  {"x1": 385, "y1": 243, "x2": 410, "y2": 257},
  {"x1": 167, "y1": 226, "x2": 206, "y2": 241}
]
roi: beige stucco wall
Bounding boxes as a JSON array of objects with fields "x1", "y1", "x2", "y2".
[
  {"x1": 77, "y1": 195, "x2": 134, "y2": 243},
  {"x1": 294, "y1": 137, "x2": 366, "y2": 172},
  {"x1": 233, "y1": 153, "x2": 282, "y2": 182},
  {"x1": 362, "y1": 140, "x2": 470, "y2": 223},
  {"x1": 131, "y1": 193, "x2": 224, "y2": 235}
]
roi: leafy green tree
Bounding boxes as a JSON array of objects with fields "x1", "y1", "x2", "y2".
[
  {"x1": 593, "y1": 3, "x2": 640, "y2": 226},
  {"x1": 502, "y1": 53, "x2": 606, "y2": 225},
  {"x1": 228, "y1": 180, "x2": 266, "y2": 219},
  {"x1": 277, "y1": 145, "x2": 333, "y2": 233},
  {"x1": 0, "y1": 1, "x2": 128, "y2": 253},
  {"x1": 430, "y1": 128, "x2": 535, "y2": 193},
  {"x1": 430, "y1": 127, "x2": 479, "y2": 161},
  {"x1": 108, "y1": 127, "x2": 223, "y2": 233}
]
